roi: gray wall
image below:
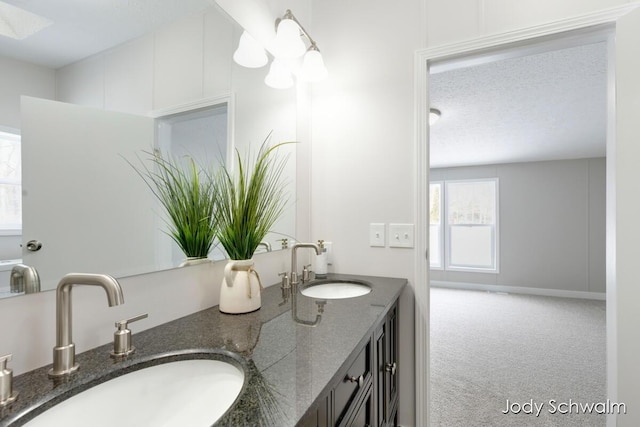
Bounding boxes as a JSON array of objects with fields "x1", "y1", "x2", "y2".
[{"x1": 430, "y1": 157, "x2": 606, "y2": 294}]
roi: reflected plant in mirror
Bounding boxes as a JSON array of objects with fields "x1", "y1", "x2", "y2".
[{"x1": 127, "y1": 151, "x2": 219, "y2": 262}]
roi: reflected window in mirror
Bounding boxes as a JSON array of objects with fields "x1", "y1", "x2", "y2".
[
  {"x1": 0, "y1": 130, "x2": 22, "y2": 235},
  {"x1": 0, "y1": 129, "x2": 22, "y2": 296}
]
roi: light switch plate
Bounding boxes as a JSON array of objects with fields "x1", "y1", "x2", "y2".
[
  {"x1": 389, "y1": 223, "x2": 414, "y2": 248},
  {"x1": 369, "y1": 223, "x2": 386, "y2": 247}
]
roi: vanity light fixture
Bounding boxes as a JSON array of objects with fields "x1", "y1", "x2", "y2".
[
  {"x1": 232, "y1": 8, "x2": 327, "y2": 89},
  {"x1": 0, "y1": 1, "x2": 52, "y2": 40},
  {"x1": 233, "y1": 30, "x2": 268, "y2": 68},
  {"x1": 429, "y1": 108, "x2": 441, "y2": 126}
]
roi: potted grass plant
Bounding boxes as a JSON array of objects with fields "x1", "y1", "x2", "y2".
[
  {"x1": 129, "y1": 150, "x2": 218, "y2": 263},
  {"x1": 215, "y1": 135, "x2": 292, "y2": 314}
]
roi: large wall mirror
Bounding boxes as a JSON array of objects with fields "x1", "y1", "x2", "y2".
[{"x1": 0, "y1": 2, "x2": 297, "y2": 299}]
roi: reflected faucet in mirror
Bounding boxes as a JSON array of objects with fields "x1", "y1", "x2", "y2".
[
  {"x1": 49, "y1": 273, "x2": 124, "y2": 377},
  {"x1": 10, "y1": 264, "x2": 40, "y2": 294},
  {"x1": 257, "y1": 241, "x2": 272, "y2": 252}
]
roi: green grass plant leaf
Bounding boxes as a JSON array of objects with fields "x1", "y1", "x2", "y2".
[
  {"x1": 215, "y1": 134, "x2": 292, "y2": 260},
  {"x1": 127, "y1": 150, "x2": 218, "y2": 259}
]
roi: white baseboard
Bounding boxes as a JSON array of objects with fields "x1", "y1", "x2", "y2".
[{"x1": 430, "y1": 280, "x2": 606, "y2": 300}]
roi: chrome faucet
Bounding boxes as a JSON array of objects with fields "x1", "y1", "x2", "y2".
[
  {"x1": 257, "y1": 241, "x2": 272, "y2": 252},
  {"x1": 10, "y1": 264, "x2": 40, "y2": 294},
  {"x1": 290, "y1": 243, "x2": 320, "y2": 286},
  {"x1": 49, "y1": 273, "x2": 124, "y2": 377}
]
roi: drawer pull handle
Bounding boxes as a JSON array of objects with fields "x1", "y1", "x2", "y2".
[
  {"x1": 347, "y1": 374, "x2": 364, "y2": 387},
  {"x1": 385, "y1": 362, "x2": 397, "y2": 375}
]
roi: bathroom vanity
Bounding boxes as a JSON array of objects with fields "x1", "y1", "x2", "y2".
[{"x1": 0, "y1": 273, "x2": 406, "y2": 426}]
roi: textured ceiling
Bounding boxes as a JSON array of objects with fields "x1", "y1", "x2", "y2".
[
  {"x1": 0, "y1": 0, "x2": 216, "y2": 68},
  {"x1": 429, "y1": 42, "x2": 608, "y2": 168}
]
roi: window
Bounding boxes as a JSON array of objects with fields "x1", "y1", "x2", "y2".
[
  {"x1": 429, "y1": 182, "x2": 443, "y2": 269},
  {"x1": 429, "y1": 179, "x2": 498, "y2": 272},
  {"x1": 0, "y1": 130, "x2": 21, "y2": 233}
]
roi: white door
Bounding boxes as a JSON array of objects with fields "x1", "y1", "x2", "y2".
[{"x1": 21, "y1": 97, "x2": 156, "y2": 292}]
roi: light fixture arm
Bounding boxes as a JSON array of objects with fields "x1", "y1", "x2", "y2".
[{"x1": 276, "y1": 9, "x2": 320, "y2": 51}]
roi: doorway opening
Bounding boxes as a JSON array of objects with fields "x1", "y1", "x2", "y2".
[{"x1": 411, "y1": 7, "x2": 640, "y2": 422}]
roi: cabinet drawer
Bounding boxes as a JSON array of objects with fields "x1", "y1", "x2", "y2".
[{"x1": 335, "y1": 341, "x2": 372, "y2": 426}]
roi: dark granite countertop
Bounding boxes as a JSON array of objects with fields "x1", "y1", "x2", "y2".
[{"x1": 0, "y1": 273, "x2": 406, "y2": 427}]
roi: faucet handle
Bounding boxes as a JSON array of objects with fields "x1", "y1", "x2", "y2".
[
  {"x1": 115, "y1": 313, "x2": 148, "y2": 329},
  {"x1": 111, "y1": 313, "x2": 148, "y2": 358},
  {"x1": 278, "y1": 238, "x2": 289, "y2": 249},
  {"x1": 302, "y1": 264, "x2": 312, "y2": 282},
  {"x1": 0, "y1": 354, "x2": 19, "y2": 406},
  {"x1": 278, "y1": 271, "x2": 290, "y2": 289}
]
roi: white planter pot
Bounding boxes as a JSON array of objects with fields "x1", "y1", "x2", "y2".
[{"x1": 219, "y1": 259, "x2": 262, "y2": 314}]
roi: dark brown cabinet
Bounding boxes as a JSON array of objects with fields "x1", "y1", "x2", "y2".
[
  {"x1": 299, "y1": 301, "x2": 399, "y2": 427},
  {"x1": 376, "y1": 303, "x2": 398, "y2": 426}
]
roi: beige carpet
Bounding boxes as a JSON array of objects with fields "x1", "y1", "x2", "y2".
[{"x1": 430, "y1": 287, "x2": 608, "y2": 427}]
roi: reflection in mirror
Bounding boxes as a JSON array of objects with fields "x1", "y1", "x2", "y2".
[
  {"x1": 0, "y1": 3, "x2": 297, "y2": 299},
  {"x1": 154, "y1": 101, "x2": 230, "y2": 264}
]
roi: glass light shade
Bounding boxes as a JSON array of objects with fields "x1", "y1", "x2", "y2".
[
  {"x1": 273, "y1": 18, "x2": 306, "y2": 59},
  {"x1": 264, "y1": 59, "x2": 294, "y2": 89},
  {"x1": 233, "y1": 31, "x2": 268, "y2": 68},
  {"x1": 300, "y1": 49, "x2": 328, "y2": 82}
]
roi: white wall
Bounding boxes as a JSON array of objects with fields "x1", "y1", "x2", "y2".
[
  {"x1": 0, "y1": 56, "x2": 56, "y2": 130},
  {"x1": 308, "y1": 1, "x2": 632, "y2": 425},
  {"x1": 309, "y1": 1, "x2": 423, "y2": 424},
  {"x1": 430, "y1": 158, "x2": 606, "y2": 295},
  {"x1": 55, "y1": 7, "x2": 233, "y2": 114}
]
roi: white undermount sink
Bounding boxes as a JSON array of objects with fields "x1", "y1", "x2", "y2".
[
  {"x1": 301, "y1": 279, "x2": 372, "y2": 299},
  {"x1": 24, "y1": 354, "x2": 245, "y2": 427}
]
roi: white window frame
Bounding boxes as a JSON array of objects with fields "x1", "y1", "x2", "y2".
[
  {"x1": 429, "y1": 178, "x2": 499, "y2": 273},
  {"x1": 429, "y1": 181, "x2": 444, "y2": 270},
  {"x1": 444, "y1": 178, "x2": 499, "y2": 273},
  {"x1": 0, "y1": 129, "x2": 22, "y2": 235}
]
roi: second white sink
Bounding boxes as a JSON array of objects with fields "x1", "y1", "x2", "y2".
[
  {"x1": 24, "y1": 355, "x2": 245, "y2": 427},
  {"x1": 301, "y1": 280, "x2": 372, "y2": 299}
]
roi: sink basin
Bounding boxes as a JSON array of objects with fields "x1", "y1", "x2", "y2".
[
  {"x1": 301, "y1": 279, "x2": 372, "y2": 299},
  {"x1": 23, "y1": 351, "x2": 245, "y2": 427}
]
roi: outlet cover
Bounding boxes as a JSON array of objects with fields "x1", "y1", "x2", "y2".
[
  {"x1": 369, "y1": 223, "x2": 386, "y2": 247},
  {"x1": 389, "y1": 223, "x2": 414, "y2": 248}
]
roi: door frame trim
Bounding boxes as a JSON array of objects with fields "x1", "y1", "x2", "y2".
[{"x1": 413, "y1": 4, "x2": 639, "y2": 426}]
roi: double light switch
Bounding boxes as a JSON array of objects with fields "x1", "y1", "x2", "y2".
[{"x1": 369, "y1": 223, "x2": 414, "y2": 248}]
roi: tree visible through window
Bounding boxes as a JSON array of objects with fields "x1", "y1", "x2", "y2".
[{"x1": 0, "y1": 131, "x2": 21, "y2": 232}]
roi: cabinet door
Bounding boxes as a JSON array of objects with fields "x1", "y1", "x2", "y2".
[
  {"x1": 299, "y1": 394, "x2": 330, "y2": 427},
  {"x1": 375, "y1": 322, "x2": 386, "y2": 427},
  {"x1": 386, "y1": 305, "x2": 399, "y2": 408},
  {"x1": 377, "y1": 303, "x2": 399, "y2": 427},
  {"x1": 346, "y1": 389, "x2": 373, "y2": 427},
  {"x1": 335, "y1": 341, "x2": 372, "y2": 426}
]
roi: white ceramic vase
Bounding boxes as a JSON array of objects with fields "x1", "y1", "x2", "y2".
[{"x1": 219, "y1": 259, "x2": 262, "y2": 314}]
